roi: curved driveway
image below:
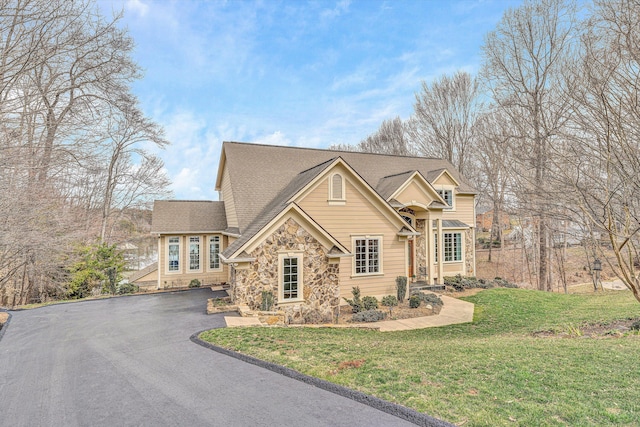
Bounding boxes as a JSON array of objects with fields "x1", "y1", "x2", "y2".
[{"x1": 0, "y1": 289, "x2": 419, "y2": 427}]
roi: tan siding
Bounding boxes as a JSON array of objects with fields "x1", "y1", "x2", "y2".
[
  {"x1": 157, "y1": 234, "x2": 229, "y2": 289},
  {"x1": 221, "y1": 166, "x2": 238, "y2": 228},
  {"x1": 434, "y1": 173, "x2": 457, "y2": 186},
  {"x1": 443, "y1": 262, "x2": 464, "y2": 274},
  {"x1": 443, "y1": 194, "x2": 475, "y2": 226},
  {"x1": 298, "y1": 175, "x2": 405, "y2": 299},
  {"x1": 395, "y1": 181, "x2": 434, "y2": 206}
]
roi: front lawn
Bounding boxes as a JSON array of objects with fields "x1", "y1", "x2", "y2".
[{"x1": 200, "y1": 288, "x2": 640, "y2": 426}]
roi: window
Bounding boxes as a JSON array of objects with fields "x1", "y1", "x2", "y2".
[
  {"x1": 354, "y1": 237, "x2": 380, "y2": 275},
  {"x1": 329, "y1": 173, "x2": 345, "y2": 203},
  {"x1": 434, "y1": 233, "x2": 438, "y2": 263},
  {"x1": 443, "y1": 232, "x2": 462, "y2": 262},
  {"x1": 168, "y1": 237, "x2": 180, "y2": 272},
  {"x1": 209, "y1": 236, "x2": 220, "y2": 270},
  {"x1": 437, "y1": 189, "x2": 453, "y2": 208},
  {"x1": 279, "y1": 253, "x2": 303, "y2": 301},
  {"x1": 189, "y1": 236, "x2": 200, "y2": 271}
]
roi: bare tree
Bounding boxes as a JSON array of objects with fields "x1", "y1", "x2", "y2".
[
  {"x1": 330, "y1": 116, "x2": 413, "y2": 156},
  {"x1": 408, "y1": 71, "x2": 482, "y2": 177},
  {"x1": 480, "y1": 0, "x2": 577, "y2": 291},
  {"x1": 358, "y1": 116, "x2": 414, "y2": 155},
  {"x1": 558, "y1": 0, "x2": 640, "y2": 302},
  {"x1": 0, "y1": 0, "x2": 172, "y2": 305}
]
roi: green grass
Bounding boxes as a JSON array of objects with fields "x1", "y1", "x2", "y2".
[{"x1": 201, "y1": 288, "x2": 640, "y2": 426}]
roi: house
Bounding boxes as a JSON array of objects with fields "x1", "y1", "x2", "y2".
[
  {"x1": 138, "y1": 141, "x2": 477, "y2": 323},
  {"x1": 475, "y1": 206, "x2": 511, "y2": 232}
]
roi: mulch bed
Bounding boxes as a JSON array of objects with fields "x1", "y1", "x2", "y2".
[
  {"x1": 532, "y1": 319, "x2": 640, "y2": 338},
  {"x1": 336, "y1": 299, "x2": 442, "y2": 324}
]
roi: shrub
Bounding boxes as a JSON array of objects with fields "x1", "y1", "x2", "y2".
[
  {"x1": 362, "y1": 296, "x2": 378, "y2": 310},
  {"x1": 631, "y1": 319, "x2": 640, "y2": 331},
  {"x1": 414, "y1": 292, "x2": 443, "y2": 307},
  {"x1": 443, "y1": 275, "x2": 518, "y2": 291},
  {"x1": 409, "y1": 295, "x2": 421, "y2": 308},
  {"x1": 344, "y1": 286, "x2": 363, "y2": 313},
  {"x1": 188, "y1": 279, "x2": 201, "y2": 288},
  {"x1": 381, "y1": 295, "x2": 398, "y2": 307},
  {"x1": 260, "y1": 290, "x2": 274, "y2": 311},
  {"x1": 116, "y1": 282, "x2": 138, "y2": 295},
  {"x1": 396, "y1": 276, "x2": 407, "y2": 302},
  {"x1": 352, "y1": 309, "x2": 386, "y2": 322}
]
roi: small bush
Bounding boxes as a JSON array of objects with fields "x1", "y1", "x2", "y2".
[
  {"x1": 631, "y1": 320, "x2": 640, "y2": 331},
  {"x1": 409, "y1": 295, "x2": 421, "y2": 308},
  {"x1": 260, "y1": 290, "x2": 274, "y2": 311},
  {"x1": 414, "y1": 292, "x2": 443, "y2": 307},
  {"x1": 116, "y1": 282, "x2": 138, "y2": 295},
  {"x1": 443, "y1": 275, "x2": 518, "y2": 291},
  {"x1": 396, "y1": 276, "x2": 407, "y2": 302},
  {"x1": 362, "y1": 296, "x2": 379, "y2": 310},
  {"x1": 188, "y1": 279, "x2": 201, "y2": 288},
  {"x1": 381, "y1": 295, "x2": 398, "y2": 307},
  {"x1": 352, "y1": 309, "x2": 386, "y2": 322},
  {"x1": 344, "y1": 286, "x2": 363, "y2": 313}
]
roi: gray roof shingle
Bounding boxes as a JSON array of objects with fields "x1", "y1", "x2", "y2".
[
  {"x1": 151, "y1": 200, "x2": 227, "y2": 233},
  {"x1": 221, "y1": 142, "x2": 477, "y2": 234}
]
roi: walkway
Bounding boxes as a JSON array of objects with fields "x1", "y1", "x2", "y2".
[{"x1": 225, "y1": 295, "x2": 475, "y2": 331}]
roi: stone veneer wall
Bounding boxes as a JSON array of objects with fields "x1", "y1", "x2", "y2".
[
  {"x1": 465, "y1": 228, "x2": 474, "y2": 276},
  {"x1": 231, "y1": 218, "x2": 340, "y2": 324},
  {"x1": 415, "y1": 219, "x2": 427, "y2": 275}
]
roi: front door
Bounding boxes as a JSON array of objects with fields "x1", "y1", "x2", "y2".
[{"x1": 408, "y1": 239, "x2": 414, "y2": 279}]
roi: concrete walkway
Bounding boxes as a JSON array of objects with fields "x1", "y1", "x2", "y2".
[
  {"x1": 224, "y1": 295, "x2": 475, "y2": 332},
  {"x1": 375, "y1": 295, "x2": 474, "y2": 332}
]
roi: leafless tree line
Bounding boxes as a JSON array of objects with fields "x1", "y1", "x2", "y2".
[
  {"x1": 0, "y1": 0, "x2": 171, "y2": 306},
  {"x1": 334, "y1": 0, "x2": 640, "y2": 302}
]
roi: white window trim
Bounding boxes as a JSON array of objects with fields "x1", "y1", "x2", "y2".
[
  {"x1": 207, "y1": 235, "x2": 223, "y2": 272},
  {"x1": 188, "y1": 236, "x2": 202, "y2": 272},
  {"x1": 166, "y1": 236, "x2": 181, "y2": 274},
  {"x1": 437, "y1": 231, "x2": 464, "y2": 263},
  {"x1": 437, "y1": 186, "x2": 456, "y2": 211},
  {"x1": 278, "y1": 251, "x2": 304, "y2": 304},
  {"x1": 351, "y1": 235, "x2": 384, "y2": 277},
  {"x1": 328, "y1": 173, "x2": 346, "y2": 205}
]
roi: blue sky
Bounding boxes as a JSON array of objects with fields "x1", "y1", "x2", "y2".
[{"x1": 100, "y1": 0, "x2": 521, "y2": 200}]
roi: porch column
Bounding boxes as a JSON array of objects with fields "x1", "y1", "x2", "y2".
[
  {"x1": 157, "y1": 236, "x2": 162, "y2": 290},
  {"x1": 436, "y1": 218, "x2": 443, "y2": 285},
  {"x1": 426, "y1": 217, "x2": 434, "y2": 285}
]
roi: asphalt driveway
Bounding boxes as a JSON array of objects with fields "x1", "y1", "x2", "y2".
[{"x1": 0, "y1": 289, "x2": 423, "y2": 427}]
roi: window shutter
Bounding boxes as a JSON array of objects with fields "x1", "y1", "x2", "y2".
[{"x1": 332, "y1": 174, "x2": 343, "y2": 199}]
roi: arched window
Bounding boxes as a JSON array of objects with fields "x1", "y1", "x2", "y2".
[{"x1": 329, "y1": 173, "x2": 345, "y2": 203}]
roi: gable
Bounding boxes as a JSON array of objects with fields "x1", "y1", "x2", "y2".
[
  {"x1": 433, "y1": 169, "x2": 459, "y2": 187},
  {"x1": 393, "y1": 181, "x2": 436, "y2": 208},
  {"x1": 387, "y1": 171, "x2": 445, "y2": 209},
  {"x1": 224, "y1": 203, "x2": 348, "y2": 260},
  {"x1": 292, "y1": 160, "x2": 409, "y2": 232}
]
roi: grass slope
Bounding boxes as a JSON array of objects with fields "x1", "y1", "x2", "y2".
[{"x1": 201, "y1": 289, "x2": 640, "y2": 426}]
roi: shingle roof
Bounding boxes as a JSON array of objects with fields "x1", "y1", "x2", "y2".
[
  {"x1": 222, "y1": 159, "x2": 336, "y2": 258},
  {"x1": 433, "y1": 220, "x2": 471, "y2": 228},
  {"x1": 151, "y1": 200, "x2": 227, "y2": 233},
  {"x1": 222, "y1": 142, "x2": 477, "y2": 233},
  {"x1": 376, "y1": 171, "x2": 416, "y2": 199}
]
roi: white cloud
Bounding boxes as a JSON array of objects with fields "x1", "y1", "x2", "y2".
[
  {"x1": 321, "y1": 0, "x2": 351, "y2": 20},
  {"x1": 253, "y1": 131, "x2": 292, "y2": 147},
  {"x1": 126, "y1": 0, "x2": 149, "y2": 17}
]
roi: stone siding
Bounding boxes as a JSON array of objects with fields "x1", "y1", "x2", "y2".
[
  {"x1": 231, "y1": 218, "x2": 340, "y2": 324},
  {"x1": 465, "y1": 228, "x2": 475, "y2": 276}
]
